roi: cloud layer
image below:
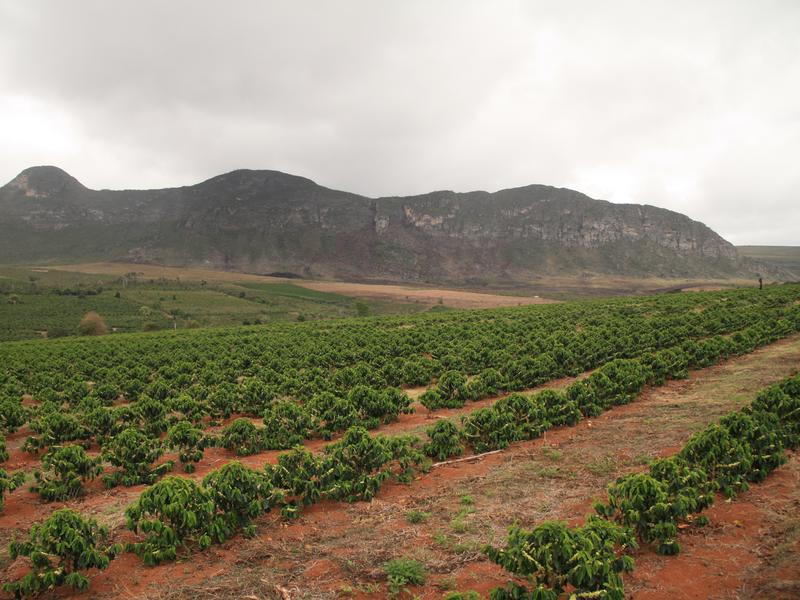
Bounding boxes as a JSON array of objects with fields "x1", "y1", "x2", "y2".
[{"x1": 1, "y1": 0, "x2": 798, "y2": 244}]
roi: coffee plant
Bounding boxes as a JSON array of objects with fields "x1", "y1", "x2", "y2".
[
  {"x1": 31, "y1": 444, "x2": 103, "y2": 501},
  {"x1": 4, "y1": 509, "x2": 115, "y2": 596},
  {"x1": 0, "y1": 398, "x2": 28, "y2": 434},
  {"x1": 203, "y1": 461, "x2": 282, "y2": 538},
  {"x1": 0, "y1": 467, "x2": 24, "y2": 512},
  {"x1": 126, "y1": 476, "x2": 216, "y2": 565},
  {"x1": 220, "y1": 418, "x2": 266, "y2": 456},
  {"x1": 166, "y1": 420, "x2": 208, "y2": 472},
  {"x1": 262, "y1": 399, "x2": 315, "y2": 449},
  {"x1": 267, "y1": 446, "x2": 324, "y2": 518},
  {"x1": 486, "y1": 518, "x2": 636, "y2": 599},
  {"x1": 423, "y1": 420, "x2": 464, "y2": 460},
  {"x1": 102, "y1": 427, "x2": 173, "y2": 487}
]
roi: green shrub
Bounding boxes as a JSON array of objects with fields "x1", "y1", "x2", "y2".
[
  {"x1": 125, "y1": 476, "x2": 216, "y2": 565},
  {"x1": 32, "y1": 444, "x2": 103, "y2": 501},
  {"x1": 262, "y1": 399, "x2": 315, "y2": 449},
  {"x1": 4, "y1": 509, "x2": 115, "y2": 595},
  {"x1": 423, "y1": 420, "x2": 464, "y2": 460},
  {"x1": 220, "y1": 418, "x2": 266, "y2": 456},
  {"x1": 166, "y1": 420, "x2": 207, "y2": 472},
  {"x1": 486, "y1": 518, "x2": 635, "y2": 599},
  {"x1": 203, "y1": 461, "x2": 282, "y2": 538},
  {"x1": 102, "y1": 428, "x2": 173, "y2": 487},
  {"x1": 0, "y1": 468, "x2": 24, "y2": 512}
]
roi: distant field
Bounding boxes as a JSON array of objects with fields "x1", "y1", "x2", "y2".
[
  {"x1": 737, "y1": 245, "x2": 800, "y2": 277},
  {"x1": 53, "y1": 261, "x2": 557, "y2": 307},
  {"x1": 51, "y1": 260, "x2": 763, "y2": 302},
  {"x1": 0, "y1": 265, "x2": 430, "y2": 341}
]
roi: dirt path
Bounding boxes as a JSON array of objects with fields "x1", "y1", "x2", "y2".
[{"x1": 7, "y1": 334, "x2": 791, "y2": 599}]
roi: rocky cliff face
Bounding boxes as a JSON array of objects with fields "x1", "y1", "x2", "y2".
[{"x1": 0, "y1": 166, "x2": 750, "y2": 282}]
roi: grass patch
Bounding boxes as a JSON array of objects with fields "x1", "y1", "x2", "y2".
[
  {"x1": 405, "y1": 509, "x2": 431, "y2": 524},
  {"x1": 383, "y1": 557, "x2": 426, "y2": 598},
  {"x1": 585, "y1": 455, "x2": 619, "y2": 477}
]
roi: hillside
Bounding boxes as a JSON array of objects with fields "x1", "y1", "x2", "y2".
[
  {"x1": 737, "y1": 246, "x2": 800, "y2": 279},
  {"x1": 0, "y1": 165, "x2": 762, "y2": 282}
]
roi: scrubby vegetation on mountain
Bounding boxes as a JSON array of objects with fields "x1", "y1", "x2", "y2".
[{"x1": 0, "y1": 165, "x2": 767, "y2": 282}]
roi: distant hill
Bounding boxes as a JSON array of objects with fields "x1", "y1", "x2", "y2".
[
  {"x1": 0, "y1": 165, "x2": 773, "y2": 283},
  {"x1": 737, "y1": 246, "x2": 800, "y2": 279}
]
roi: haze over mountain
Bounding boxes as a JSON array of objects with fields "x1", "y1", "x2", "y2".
[{"x1": 0, "y1": 165, "x2": 766, "y2": 284}]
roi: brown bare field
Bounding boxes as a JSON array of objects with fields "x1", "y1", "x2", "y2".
[
  {"x1": 297, "y1": 280, "x2": 553, "y2": 308},
  {"x1": 52, "y1": 261, "x2": 759, "y2": 307},
  {"x1": 2, "y1": 335, "x2": 797, "y2": 599},
  {"x1": 52, "y1": 262, "x2": 556, "y2": 308}
]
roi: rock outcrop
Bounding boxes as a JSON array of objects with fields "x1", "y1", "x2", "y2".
[{"x1": 0, "y1": 166, "x2": 753, "y2": 282}]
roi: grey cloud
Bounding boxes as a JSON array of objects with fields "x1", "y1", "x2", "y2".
[{"x1": 0, "y1": 0, "x2": 798, "y2": 244}]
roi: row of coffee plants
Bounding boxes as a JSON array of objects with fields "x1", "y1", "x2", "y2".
[
  {"x1": 2, "y1": 427, "x2": 430, "y2": 596},
  {"x1": 482, "y1": 372, "x2": 800, "y2": 599},
  {"x1": 421, "y1": 312, "x2": 799, "y2": 459},
  {"x1": 1, "y1": 293, "x2": 798, "y2": 514},
  {"x1": 6, "y1": 289, "x2": 798, "y2": 467},
  {"x1": 2, "y1": 287, "x2": 798, "y2": 444}
]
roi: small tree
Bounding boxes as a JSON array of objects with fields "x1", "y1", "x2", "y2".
[
  {"x1": 77, "y1": 311, "x2": 108, "y2": 336},
  {"x1": 32, "y1": 444, "x2": 103, "y2": 501},
  {"x1": 4, "y1": 509, "x2": 115, "y2": 595},
  {"x1": 0, "y1": 398, "x2": 28, "y2": 434}
]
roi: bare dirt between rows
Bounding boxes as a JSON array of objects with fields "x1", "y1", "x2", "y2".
[{"x1": 1, "y1": 336, "x2": 799, "y2": 599}]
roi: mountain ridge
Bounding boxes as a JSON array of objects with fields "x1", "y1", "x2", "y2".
[{"x1": 0, "y1": 165, "x2": 765, "y2": 283}]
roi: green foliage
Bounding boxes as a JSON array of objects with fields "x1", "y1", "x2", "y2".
[
  {"x1": 320, "y1": 427, "x2": 397, "y2": 502},
  {"x1": 383, "y1": 557, "x2": 426, "y2": 598},
  {"x1": 166, "y1": 420, "x2": 207, "y2": 472},
  {"x1": 102, "y1": 427, "x2": 173, "y2": 487},
  {"x1": 169, "y1": 392, "x2": 209, "y2": 424},
  {"x1": 203, "y1": 461, "x2": 282, "y2": 538},
  {"x1": 262, "y1": 399, "x2": 315, "y2": 449},
  {"x1": 0, "y1": 398, "x2": 28, "y2": 434},
  {"x1": 461, "y1": 406, "x2": 517, "y2": 453},
  {"x1": 0, "y1": 468, "x2": 25, "y2": 512},
  {"x1": 23, "y1": 412, "x2": 90, "y2": 453},
  {"x1": 126, "y1": 476, "x2": 216, "y2": 565},
  {"x1": 486, "y1": 518, "x2": 635, "y2": 600},
  {"x1": 268, "y1": 446, "x2": 323, "y2": 517},
  {"x1": 443, "y1": 592, "x2": 481, "y2": 600},
  {"x1": 4, "y1": 509, "x2": 114, "y2": 596},
  {"x1": 220, "y1": 418, "x2": 266, "y2": 456},
  {"x1": 406, "y1": 509, "x2": 431, "y2": 524},
  {"x1": 31, "y1": 444, "x2": 103, "y2": 501},
  {"x1": 595, "y1": 467, "x2": 710, "y2": 555},
  {"x1": 309, "y1": 391, "x2": 360, "y2": 439},
  {"x1": 423, "y1": 420, "x2": 464, "y2": 460},
  {"x1": 536, "y1": 389, "x2": 581, "y2": 427},
  {"x1": 466, "y1": 368, "x2": 505, "y2": 400}
]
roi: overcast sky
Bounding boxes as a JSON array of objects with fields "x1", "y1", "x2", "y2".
[{"x1": 1, "y1": 1, "x2": 798, "y2": 245}]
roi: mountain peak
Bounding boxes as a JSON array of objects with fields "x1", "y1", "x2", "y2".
[{"x1": 5, "y1": 166, "x2": 86, "y2": 198}]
